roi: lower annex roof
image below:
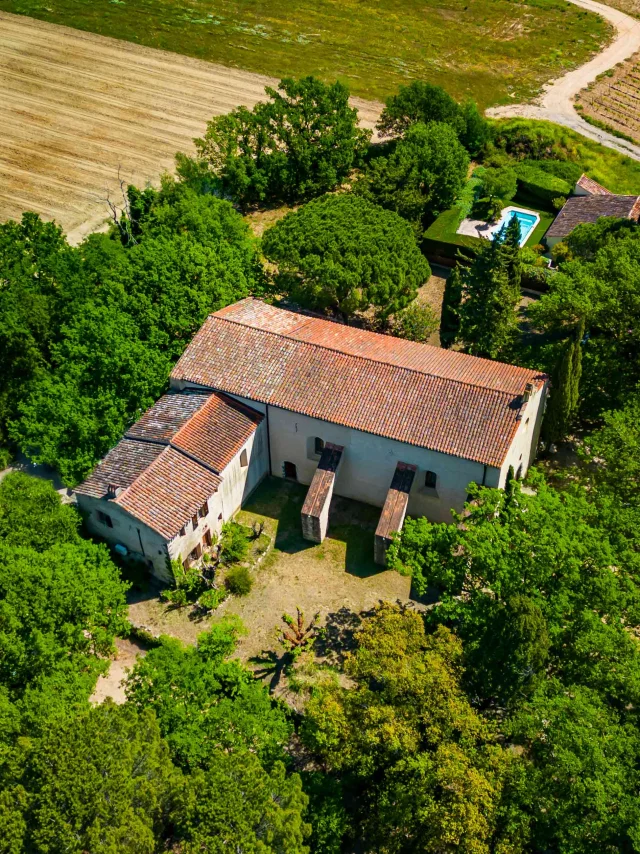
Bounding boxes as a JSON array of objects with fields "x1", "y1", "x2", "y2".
[{"x1": 75, "y1": 391, "x2": 263, "y2": 540}]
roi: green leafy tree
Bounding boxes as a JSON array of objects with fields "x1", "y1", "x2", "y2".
[
  {"x1": 172, "y1": 750, "x2": 310, "y2": 854},
  {"x1": 389, "y1": 474, "x2": 640, "y2": 709},
  {"x1": 12, "y1": 304, "x2": 171, "y2": 485},
  {"x1": 0, "y1": 213, "x2": 86, "y2": 445},
  {"x1": 376, "y1": 81, "x2": 489, "y2": 155},
  {"x1": 480, "y1": 166, "x2": 517, "y2": 219},
  {"x1": 377, "y1": 81, "x2": 464, "y2": 138},
  {"x1": 456, "y1": 223, "x2": 522, "y2": 358},
  {"x1": 507, "y1": 681, "x2": 640, "y2": 854},
  {"x1": 302, "y1": 604, "x2": 511, "y2": 853},
  {"x1": 179, "y1": 77, "x2": 370, "y2": 209},
  {"x1": 6, "y1": 703, "x2": 177, "y2": 854},
  {"x1": 262, "y1": 193, "x2": 430, "y2": 320},
  {"x1": 9, "y1": 183, "x2": 260, "y2": 484},
  {"x1": 125, "y1": 620, "x2": 292, "y2": 770},
  {"x1": 529, "y1": 222, "x2": 640, "y2": 418},
  {"x1": 354, "y1": 122, "x2": 469, "y2": 233}
]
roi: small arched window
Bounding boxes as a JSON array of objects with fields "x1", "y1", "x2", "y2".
[
  {"x1": 424, "y1": 470, "x2": 437, "y2": 489},
  {"x1": 314, "y1": 437, "x2": 325, "y2": 456}
]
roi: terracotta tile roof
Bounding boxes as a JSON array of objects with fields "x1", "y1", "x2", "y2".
[
  {"x1": 547, "y1": 194, "x2": 640, "y2": 239},
  {"x1": 125, "y1": 392, "x2": 211, "y2": 443},
  {"x1": 173, "y1": 393, "x2": 263, "y2": 472},
  {"x1": 75, "y1": 439, "x2": 165, "y2": 499},
  {"x1": 376, "y1": 462, "x2": 417, "y2": 542},
  {"x1": 116, "y1": 447, "x2": 222, "y2": 540},
  {"x1": 76, "y1": 391, "x2": 262, "y2": 539},
  {"x1": 171, "y1": 299, "x2": 545, "y2": 467},
  {"x1": 576, "y1": 174, "x2": 612, "y2": 196}
]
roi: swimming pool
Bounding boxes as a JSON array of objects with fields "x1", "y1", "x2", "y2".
[{"x1": 492, "y1": 206, "x2": 540, "y2": 247}]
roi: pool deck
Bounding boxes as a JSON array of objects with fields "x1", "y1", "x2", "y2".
[{"x1": 457, "y1": 205, "x2": 540, "y2": 247}]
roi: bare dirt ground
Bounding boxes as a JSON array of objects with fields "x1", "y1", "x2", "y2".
[
  {"x1": 417, "y1": 264, "x2": 449, "y2": 346},
  {"x1": 0, "y1": 11, "x2": 381, "y2": 241},
  {"x1": 128, "y1": 479, "x2": 411, "y2": 664},
  {"x1": 90, "y1": 636, "x2": 147, "y2": 705},
  {"x1": 488, "y1": 0, "x2": 640, "y2": 159}
]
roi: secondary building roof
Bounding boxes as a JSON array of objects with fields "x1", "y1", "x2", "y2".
[
  {"x1": 171, "y1": 299, "x2": 545, "y2": 468},
  {"x1": 547, "y1": 194, "x2": 640, "y2": 240},
  {"x1": 575, "y1": 174, "x2": 612, "y2": 196},
  {"x1": 76, "y1": 391, "x2": 263, "y2": 539}
]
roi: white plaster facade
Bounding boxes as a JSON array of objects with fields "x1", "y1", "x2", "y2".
[
  {"x1": 77, "y1": 420, "x2": 269, "y2": 582},
  {"x1": 171, "y1": 382, "x2": 547, "y2": 525}
]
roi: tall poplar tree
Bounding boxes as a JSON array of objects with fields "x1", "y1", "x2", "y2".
[{"x1": 543, "y1": 318, "x2": 584, "y2": 445}]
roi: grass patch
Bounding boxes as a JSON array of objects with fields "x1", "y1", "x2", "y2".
[
  {"x1": 0, "y1": 0, "x2": 610, "y2": 108},
  {"x1": 491, "y1": 118, "x2": 640, "y2": 193}
]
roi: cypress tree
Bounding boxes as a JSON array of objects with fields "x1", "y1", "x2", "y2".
[
  {"x1": 543, "y1": 319, "x2": 584, "y2": 445},
  {"x1": 456, "y1": 221, "x2": 522, "y2": 359}
]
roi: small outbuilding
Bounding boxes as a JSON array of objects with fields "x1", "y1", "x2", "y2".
[{"x1": 546, "y1": 193, "x2": 640, "y2": 248}]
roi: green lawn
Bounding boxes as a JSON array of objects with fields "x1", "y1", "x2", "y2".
[{"x1": 0, "y1": 0, "x2": 610, "y2": 108}]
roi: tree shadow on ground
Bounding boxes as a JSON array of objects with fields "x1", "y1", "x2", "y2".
[
  {"x1": 314, "y1": 606, "x2": 368, "y2": 666},
  {"x1": 249, "y1": 649, "x2": 291, "y2": 692}
]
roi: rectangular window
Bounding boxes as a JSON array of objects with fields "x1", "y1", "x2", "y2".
[
  {"x1": 192, "y1": 514, "x2": 199, "y2": 530},
  {"x1": 240, "y1": 448, "x2": 248, "y2": 467},
  {"x1": 179, "y1": 525, "x2": 186, "y2": 537},
  {"x1": 198, "y1": 501, "x2": 209, "y2": 519},
  {"x1": 97, "y1": 510, "x2": 113, "y2": 528},
  {"x1": 314, "y1": 437, "x2": 325, "y2": 456},
  {"x1": 424, "y1": 471, "x2": 437, "y2": 489}
]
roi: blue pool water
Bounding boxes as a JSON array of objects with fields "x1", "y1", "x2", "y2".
[{"x1": 499, "y1": 208, "x2": 539, "y2": 246}]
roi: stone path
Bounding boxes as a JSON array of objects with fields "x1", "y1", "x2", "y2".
[{"x1": 487, "y1": 0, "x2": 640, "y2": 160}]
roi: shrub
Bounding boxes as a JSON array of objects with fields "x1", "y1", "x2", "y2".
[
  {"x1": 225, "y1": 565, "x2": 253, "y2": 596},
  {"x1": 220, "y1": 521, "x2": 250, "y2": 564},
  {"x1": 390, "y1": 302, "x2": 438, "y2": 342}
]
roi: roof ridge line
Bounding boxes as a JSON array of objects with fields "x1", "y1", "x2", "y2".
[{"x1": 210, "y1": 312, "x2": 534, "y2": 397}]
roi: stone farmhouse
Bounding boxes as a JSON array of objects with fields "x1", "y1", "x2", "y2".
[{"x1": 76, "y1": 298, "x2": 548, "y2": 580}]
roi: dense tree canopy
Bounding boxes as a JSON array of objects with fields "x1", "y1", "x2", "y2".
[
  {"x1": 302, "y1": 604, "x2": 511, "y2": 854},
  {"x1": 179, "y1": 76, "x2": 370, "y2": 209},
  {"x1": 262, "y1": 193, "x2": 430, "y2": 319},
  {"x1": 376, "y1": 81, "x2": 490, "y2": 155},
  {"x1": 354, "y1": 121, "x2": 469, "y2": 233},
  {"x1": 126, "y1": 619, "x2": 292, "y2": 771},
  {"x1": 4, "y1": 181, "x2": 261, "y2": 484},
  {"x1": 529, "y1": 219, "x2": 640, "y2": 419}
]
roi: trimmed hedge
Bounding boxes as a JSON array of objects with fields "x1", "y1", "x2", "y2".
[
  {"x1": 523, "y1": 159, "x2": 582, "y2": 185},
  {"x1": 514, "y1": 163, "x2": 571, "y2": 207}
]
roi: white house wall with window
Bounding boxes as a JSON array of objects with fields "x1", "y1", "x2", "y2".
[
  {"x1": 75, "y1": 391, "x2": 268, "y2": 581},
  {"x1": 169, "y1": 299, "x2": 549, "y2": 525}
]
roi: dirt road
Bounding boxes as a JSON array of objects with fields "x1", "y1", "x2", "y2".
[
  {"x1": 0, "y1": 11, "x2": 381, "y2": 241},
  {"x1": 487, "y1": 0, "x2": 640, "y2": 159}
]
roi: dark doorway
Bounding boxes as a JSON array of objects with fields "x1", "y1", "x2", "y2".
[{"x1": 283, "y1": 461, "x2": 298, "y2": 481}]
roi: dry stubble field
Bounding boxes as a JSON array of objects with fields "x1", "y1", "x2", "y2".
[{"x1": 0, "y1": 11, "x2": 380, "y2": 238}]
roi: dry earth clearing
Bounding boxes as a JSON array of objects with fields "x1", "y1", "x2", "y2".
[{"x1": 0, "y1": 11, "x2": 380, "y2": 239}]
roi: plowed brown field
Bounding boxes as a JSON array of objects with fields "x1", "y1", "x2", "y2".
[{"x1": 0, "y1": 11, "x2": 381, "y2": 242}]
